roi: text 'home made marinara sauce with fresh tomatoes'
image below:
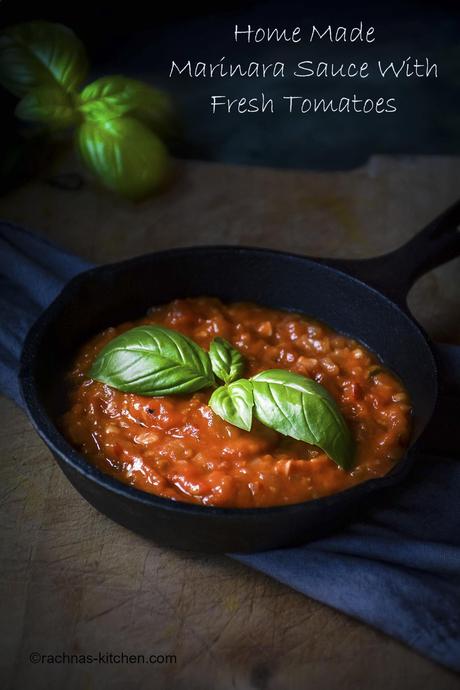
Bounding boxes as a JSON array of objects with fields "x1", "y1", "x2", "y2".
[{"x1": 61, "y1": 298, "x2": 412, "y2": 508}]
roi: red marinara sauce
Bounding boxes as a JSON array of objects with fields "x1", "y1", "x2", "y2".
[{"x1": 61, "y1": 297, "x2": 412, "y2": 508}]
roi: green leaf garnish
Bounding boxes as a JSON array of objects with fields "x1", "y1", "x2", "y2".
[
  {"x1": 90, "y1": 325, "x2": 214, "y2": 396},
  {"x1": 251, "y1": 369, "x2": 354, "y2": 469},
  {"x1": 89, "y1": 325, "x2": 354, "y2": 469},
  {"x1": 209, "y1": 337, "x2": 245, "y2": 384},
  {"x1": 209, "y1": 380, "x2": 254, "y2": 432}
]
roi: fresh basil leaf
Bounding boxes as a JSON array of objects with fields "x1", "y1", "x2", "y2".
[
  {"x1": 79, "y1": 75, "x2": 176, "y2": 139},
  {"x1": 90, "y1": 325, "x2": 214, "y2": 396},
  {"x1": 209, "y1": 380, "x2": 254, "y2": 432},
  {"x1": 0, "y1": 21, "x2": 88, "y2": 97},
  {"x1": 252, "y1": 369, "x2": 354, "y2": 469},
  {"x1": 15, "y1": 85, "x2": 77, "y2": 128},
  {"x1": 77, "y1": 117, "x2": 170, "y2": 199},
  {"x1": 209, "y1": 337, "x2": 245, "y2": 384}
]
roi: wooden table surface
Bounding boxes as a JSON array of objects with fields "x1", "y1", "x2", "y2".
[{"x1": 1, "y1": 154, "x2": 460, "y2": 690}]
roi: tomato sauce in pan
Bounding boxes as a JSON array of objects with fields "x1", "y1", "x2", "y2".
[{"x1": 61, "y1": 298, "x2": 412, "y2": 508}]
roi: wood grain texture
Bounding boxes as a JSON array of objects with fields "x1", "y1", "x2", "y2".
[{"x1": 1, "y1": 155, "x2": 459, "y2": 690}]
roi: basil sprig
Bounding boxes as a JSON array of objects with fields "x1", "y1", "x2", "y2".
[
  {"x1": 0, "y1": 21, "x2": 173, "y2": 199},
  {"x1": 90, "y1": 325, "x2": 354, "y2": 469},
  {"x1": 209, "y1": 337, "x2": 245, "y2": 384},
  {"x1": 90, "y1": 325, "x2": 214, "y2": 396}
]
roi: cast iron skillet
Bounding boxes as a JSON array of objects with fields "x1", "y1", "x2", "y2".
[{"x1": 20, "y1": 201, "x2": 460, "y2": 553}]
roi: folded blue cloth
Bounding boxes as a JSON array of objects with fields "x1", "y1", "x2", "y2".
[{"x1": 1, "y1": 222, "x2": 459, "y2": 672}]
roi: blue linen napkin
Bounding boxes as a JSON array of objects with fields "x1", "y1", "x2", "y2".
[{"x1": 1, "y1": 221, "x2": 459, "y2": 672}]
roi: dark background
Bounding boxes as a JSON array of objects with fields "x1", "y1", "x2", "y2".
[{"x1": 1, "y1": 0, "x2": 460, "y2": 185}]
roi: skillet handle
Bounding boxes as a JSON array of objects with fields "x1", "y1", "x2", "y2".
[{"x1": 318, "y1": 199, "x2": 460, "y2": 308}]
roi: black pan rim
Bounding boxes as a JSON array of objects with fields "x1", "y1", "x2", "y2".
[{"x1": 19, "y1": 244, "x2": 438, "y2": 518}]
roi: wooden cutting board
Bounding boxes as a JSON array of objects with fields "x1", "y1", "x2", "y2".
[{"x1": 1, "y1": 155, "x2": 459, "y2": 690}]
